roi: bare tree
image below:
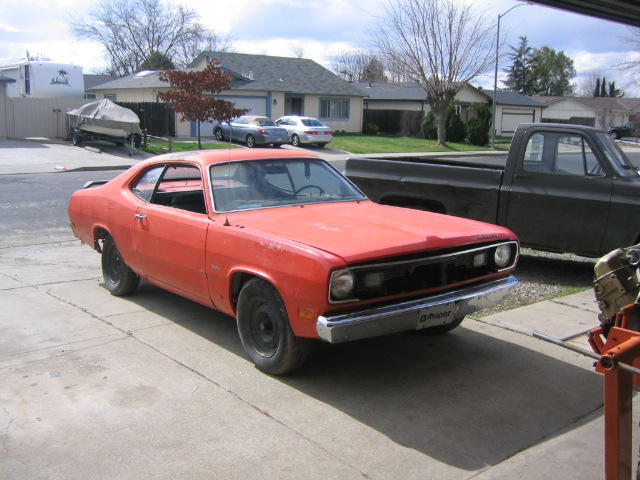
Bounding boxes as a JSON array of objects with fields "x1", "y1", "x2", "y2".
[
  {"x1": 618, "y1": 27, "x2": 640, "y2": 73},
  {"x1": 292, "y1": 46, "x2": 307, "y2": 58},
  {"x1": 578, "y1": 70, "x2": 604, "y2": 97},
  {"x1": 69, "y1": 0, "x2": 234, "y2": 76},
  {"x1": 371, "y1": 0, "x2": 496, "y2": 145},
  {"x1": 331, "y1": 49, "x2": 380, "y2": 82}
]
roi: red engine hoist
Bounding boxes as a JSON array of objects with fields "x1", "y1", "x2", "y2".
[{"x1": 535, "y1": 245, "x2": 640, "y2": 480}]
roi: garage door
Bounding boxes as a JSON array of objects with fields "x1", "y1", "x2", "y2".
[
  {"x1": 501, "y1": 108, "x2": 535, "y2": 135},
  {"x1": 196, "y1": 96, "x2": 267, "y2": 136}
]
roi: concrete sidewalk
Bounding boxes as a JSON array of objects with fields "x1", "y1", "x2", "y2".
[{"x1": 0, "y1": 137, "x2": 637, "y2": 479}]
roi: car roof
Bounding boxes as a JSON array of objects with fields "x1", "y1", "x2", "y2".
[
  {"x1": 279, "y1": 115, "x2": 316, "y2": 120},
  {"x1": 141, "y1": 148, "x2": 320, "y2": 168}
]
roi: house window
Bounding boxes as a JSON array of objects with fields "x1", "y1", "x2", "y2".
[
  {"x1": 104, "y1": 93, "x2": 116, "y2": 101},
  {"x1": 320, "y1": 98, "x2": 349, "y2": 120},
  {"x1": 84, "y1": 93, "x2": 96, "y2": 100}
]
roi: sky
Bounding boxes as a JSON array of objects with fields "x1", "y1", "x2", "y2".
[{"x1": 0, "y1": 0, "x2": 638, "y2": 95}]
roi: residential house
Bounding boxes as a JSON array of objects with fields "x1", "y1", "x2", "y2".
[
  {"x1": 532, "y1": 96, "x2": 640, "y2": 130},
  {"x1": 89, "y1": 52, "x2": 366, "y2": 136},
  {"x1": 83, "y1": 74, "x2": 116, "y2": 99},
  {"x1": 356, "y1": 82, "x2": 545, "y2": 136},
  {"x1": 473, "y1": 89, "x2": 545, "y2": 136}
]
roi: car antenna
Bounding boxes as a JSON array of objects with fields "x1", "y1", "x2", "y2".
[{"x1": 223, "y1": 120, "x2": 232, "y2": 226}]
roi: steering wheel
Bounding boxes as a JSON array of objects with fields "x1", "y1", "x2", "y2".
[{"x1": 294, "y1": 185, "x2": 324, "y2": 195}]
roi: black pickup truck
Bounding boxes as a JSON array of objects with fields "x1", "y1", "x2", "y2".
[{"x1": 345, "y1": 123, "x2": 640, "y2": 258}]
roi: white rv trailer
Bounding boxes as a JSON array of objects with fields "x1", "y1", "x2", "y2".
[{"x1": 0, "y1": 60, "x2": 83, "y2": 98}]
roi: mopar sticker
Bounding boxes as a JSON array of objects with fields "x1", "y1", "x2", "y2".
[{"x1": 416, "y1": 302, "x2": 456, "y2": 329}]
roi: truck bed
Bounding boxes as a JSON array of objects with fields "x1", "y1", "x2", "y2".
[
  {"x1": 345, "y1": 154, "x2": 506, "y2": 224},
  {"x1": 353, "y1": 153, "x2": 508, "y2": 170}
]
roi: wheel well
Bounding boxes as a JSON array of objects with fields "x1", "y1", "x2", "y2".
[
  {"x1": 381, "y1": 196, "x2": 446, "y2": 214},
  {"x1": 94, "y1": 227, "x2": 110, "y2": 253},
  {"x1": 231, "y1": 272, "x2": 268, "y2": 310}
]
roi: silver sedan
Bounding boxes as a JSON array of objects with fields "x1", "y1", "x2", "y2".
[
  {"x1": 215, "y1": 116, "x2": 290, "y2": 148},
  {"x1": 275, "y1": 116, "x2": 334, "y2": 147}
]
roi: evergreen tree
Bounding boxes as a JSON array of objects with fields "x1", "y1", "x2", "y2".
[
  {"x1": 594, "y1": 78, "x2": 601, "y2": 97},
  {"x1": 608, "y1": 81, "x2": 623, "y2": 97},
  {"x1": 503, "y1": 36, "x2": 534, "y2": 94},
  {"x1": 601, "y1": 77, "x2": 607, "y2": 97}
]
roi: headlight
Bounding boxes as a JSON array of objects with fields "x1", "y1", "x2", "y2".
[
  {"x1": 330, "y1": 269, "x2": 354, "y2": 300},
  {"x1": 494, "y1": 244, "x2": 512, "y2": 268}
]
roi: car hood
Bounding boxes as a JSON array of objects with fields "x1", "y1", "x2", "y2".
[{"x1": 229, "y1": 201, "x2": 515, "y2": 263}]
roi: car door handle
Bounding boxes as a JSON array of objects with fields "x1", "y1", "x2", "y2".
[
  {"x1": 514, "y1": 174, "x2": 533, "y2": 180},
  {"x1": 135, "y1": 214, "x2": 147, "y2": 222}
]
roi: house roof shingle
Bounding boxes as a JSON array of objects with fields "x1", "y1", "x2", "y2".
[
  {"x1": 355, "y1": 82, "x2": 427, "y2": 101},
  {"x1": 91, "y1": 52, "x2": 365, "y2": 98},
  {"x1": 531, "y1": 95, "x2": 640, "y2": 113},
  {"x1": 479, "y1": 90, "x2": 546, "y2": 107}
]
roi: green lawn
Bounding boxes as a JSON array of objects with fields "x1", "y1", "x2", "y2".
[
  {"x1": 330, "y1": 134, "x2": 511, "y2": 153},
  {"x1": 141, "y1": 134, "x2": 512, "y2": 155},
  {"x1": 142, "y1": 139, "x2": 241, "y2": 155}
]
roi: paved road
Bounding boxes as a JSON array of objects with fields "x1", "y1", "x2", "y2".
[{"x1": 0, "y1": 138, "x2": 637, "y2": 479}]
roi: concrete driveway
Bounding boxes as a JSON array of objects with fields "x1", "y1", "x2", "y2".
[{"x1": 0, "y1": 138, "x2": 637, "y2": 479}]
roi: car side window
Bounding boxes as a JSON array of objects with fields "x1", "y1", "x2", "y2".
[
  {"x1": 132, "y1": 164, "x2": 207, "y2": 214},
  {"x1": 132, "y1": 166, "x2": 164, "y2": 202},
  {"x1": 522, "y1": 132, "x2": 602, "y2": 176}
]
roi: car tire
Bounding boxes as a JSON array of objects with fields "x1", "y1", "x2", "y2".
[
  {"x1": 101, "y1": 235, "x2": 140, "y2": 296},
  {"x1": 611, "y1": 131, "x2": 620, "y2": 140},
  {"x1": 291, "y1": 134, "x2": 300, "y2": 147},
  {"x1": 272, "y1": 143, "x2": 282, "y2": 148},
  {"x1": 416, "y1": 316, "x2": 465, "y2": 335},
  {"x1": 316, "y1": 143, "x2": 325, "y2": 148},
  {"x1": 237, "y1": 278, "x2": 310, "y2": 375},
  {"x1": 214, "y1": 128, "x2": 224, "y2": 141},
  {"x1": 246, "y1": 135, "x2": 256, "y2": 148}
]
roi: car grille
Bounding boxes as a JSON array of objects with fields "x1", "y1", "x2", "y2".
[{"x1": 331, "y1": 241, "x2": 518, "y2": 303}]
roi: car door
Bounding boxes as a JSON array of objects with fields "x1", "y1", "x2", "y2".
[
  {"x1": 505, "y1": 131, "x2": 613, "y2": 256},
  {"x1": 229, "y1": 118, "x2": 249, "y2": 142},
  {"x1": 131, "y1": 163, "x2": 212, "y2": 306}
]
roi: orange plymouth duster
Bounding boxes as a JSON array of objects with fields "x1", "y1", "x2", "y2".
[{"x1": 68, "y1": 149, "x2": 519, "y2": 374}]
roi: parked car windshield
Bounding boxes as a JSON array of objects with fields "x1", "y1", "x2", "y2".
[
  {"x1": 210, "y1": 158, "x2": 366, "y2": 212},
  {"x1": 593, "y1": 131, "x2": 639, "y2": 177}
]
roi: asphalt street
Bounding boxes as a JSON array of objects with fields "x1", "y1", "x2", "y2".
[{"x1": 0, "y1": 138, "x2": 638, "y2": 479}]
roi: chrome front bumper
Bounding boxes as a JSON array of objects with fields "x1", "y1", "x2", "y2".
[{"x1": 316, "y1": 276, "x2": 518, "y2": 343}]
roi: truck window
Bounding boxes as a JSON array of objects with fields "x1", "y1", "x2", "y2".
[{"x1": 522, "y1": 131, "x2": 601, "y2": 176}]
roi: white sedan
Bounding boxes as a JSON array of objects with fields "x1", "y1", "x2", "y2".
[{"x1": 275, "y1": 116, "x2": 333, "y2": 147}]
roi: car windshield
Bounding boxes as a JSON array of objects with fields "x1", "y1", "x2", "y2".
[
  {"x1": 593, "y1": 131, "x2": 639, "y2": 178},
  {"x1": 301, "y1": 118, "x2": 324, "y2": 127},
  {"x1": 210, "y1": 158, "x2": 366, "y2": 212}
]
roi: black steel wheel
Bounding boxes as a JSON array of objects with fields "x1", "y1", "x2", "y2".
[
  {"x1": 101, "y1": 235, "x2": 140, "y2": 296},
  {"x1": 71, "y1": 132, "x2": 82, "y2": 147},
  {"x1": 237, "y1": 278, "x2": 310, "y2": 375}
]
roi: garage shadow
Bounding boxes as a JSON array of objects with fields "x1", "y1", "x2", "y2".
[{"x1": 117, "y1": 282, "x2": 603, "y2": 472}]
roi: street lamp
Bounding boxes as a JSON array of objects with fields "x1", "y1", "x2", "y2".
[{"x1": 491, "y1": 3, "x2": 528, "y2": 150}]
